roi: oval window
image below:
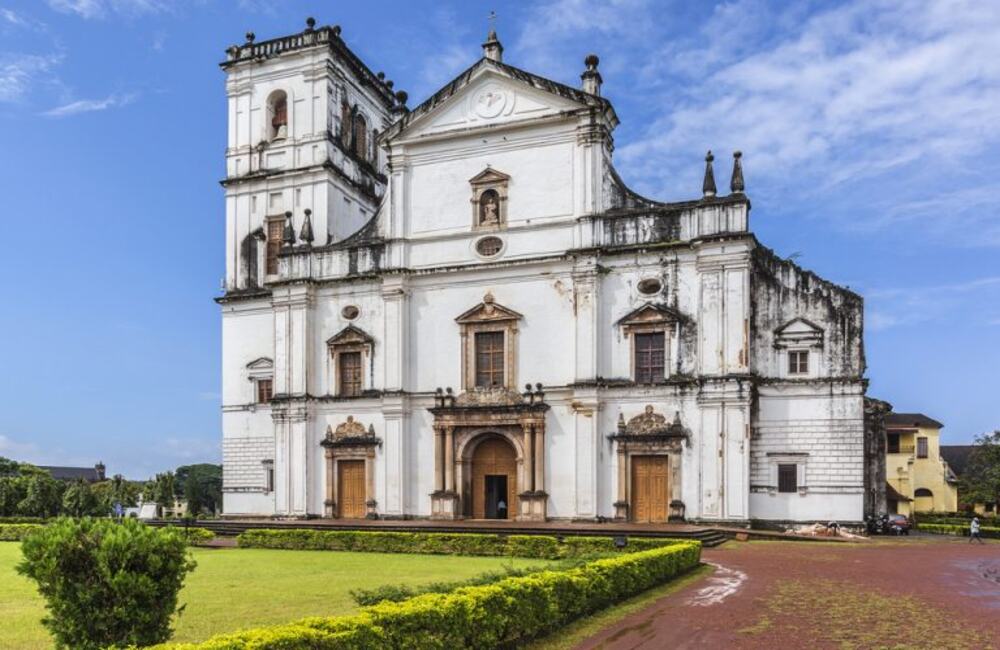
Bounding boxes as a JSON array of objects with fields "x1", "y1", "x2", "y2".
[
  {"x1": 476, "y1": 236, "x2": 504, "y2": 258},
  {"x1": 341, "y1": 305, "x2": 360, "y2": 320},
  {"x1": 637, "y1": 278, "x2": 663, "y2": 295}
]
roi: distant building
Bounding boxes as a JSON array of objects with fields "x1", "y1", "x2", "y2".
[
  {"x1": 885, "y1": 414, "x2": 957, "y2": 514},
  {"x1": 39, "y1": 462, "x2": 106, "y2": 483}
]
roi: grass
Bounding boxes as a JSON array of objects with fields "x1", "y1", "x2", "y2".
[
  {"x1": 0, "y1": 541, "x2": 547, "y2": 649},
  {"x1": 523, "y1": 563, "x2": 713, "y2": 650}
]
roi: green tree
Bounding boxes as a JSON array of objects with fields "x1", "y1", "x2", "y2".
[
  {"x1": 0, "y1": 476, "x2": 27, "y2": 516},
  {"x1": 175, "y1": 464, "x2": 222, "y2": 516},
  {"x1": 151, "y1": 472, "x2": 176, "y2": 517},
  {"x1": 62, "y1": 480, "x2": 102, "y2": 517},
  {"x1": 17, "y1": 517, "x2": 196, "y2": 649},
  {"x1": 18, "y1": 473, "x2": 63, "y2": 518},
  {"x1": 92, "y1": 474, "x2": 140, "y2": 514},
  {"x1": 959, "y1": 430, "x2": 1000, "y2": 509},
  {"x1": 0, "y1": 456, "x2": 21, "y2": 477}
]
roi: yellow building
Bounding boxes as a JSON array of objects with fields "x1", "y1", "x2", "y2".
[{"x1": 885, "y1": 413, "x2": 958, "y2": 515}]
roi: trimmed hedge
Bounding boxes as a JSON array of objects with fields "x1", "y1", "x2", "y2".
[
  {"x1": 917, "y1": 523, "x2": 1000, "y2": 539},
  {"x1": 158, "y1": 540, "x2": 702, "y2": 649},
  {"x1": 237, "y1": 529, "x2": 684, "y2": 559},
  {"x1": 179, "y1": 527, "x2": 215, "y2": 545},
  {"x1": 0, "y1": 516, "x2": 46, "y2": 524},
  {"x1": 0, "y1": 523, "x2": 45, "y2": 541}
]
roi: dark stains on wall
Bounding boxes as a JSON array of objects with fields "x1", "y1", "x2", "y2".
[{"x1": 751, "y1": 244, "x2": 865, "y2": 378}]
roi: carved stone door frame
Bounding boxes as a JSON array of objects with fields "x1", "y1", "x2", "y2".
[{"x1": 320, "y1": 417, "x2": 380, "y2": 518}]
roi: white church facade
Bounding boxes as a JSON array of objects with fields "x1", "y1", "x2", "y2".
[{"x1": 219, "y1": 20, "x2": 868, "y2": 525}]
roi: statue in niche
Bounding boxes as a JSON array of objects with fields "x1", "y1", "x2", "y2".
[{"x1": 479, "y1": 190, "x2": 500, "y2": 226}]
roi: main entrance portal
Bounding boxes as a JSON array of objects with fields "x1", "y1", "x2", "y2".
[
  {"x1": 631, "y1": 455, "x2": 670, "y2": 523},
  {"x1": 472, "y1": 437, "x2": 517, "y2": 519}
]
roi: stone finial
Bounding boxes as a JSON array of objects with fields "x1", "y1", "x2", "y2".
[
  {"x1": 730, "y1": 150, "x2": 745, "y2": 194},
  {"x1": 618, "y1": 412, "x2": 627, "y2": 433},
  {"x1": 368, "y1": 423, "x2": 375, "y2": 436},
  {"x1": 377, "y1": 71, "x2": 385, "y2": 80},
  {"x1": 581, "y1": 54, "x2": 602, "y2": 96},
  {"x1": 305, "y1": 17, "x2": 316, "y2": 32},
  {"x1": 299, "y1": 209, "x2": 314, "y2": 245},
  {"x1": 282, "y1": 211, "x2": 295, "y2": 246},
  {"x1": 483, "y1": 27, "x2": 504, "y2": 62},
  {"x1": 392, "y1": 90, "x2": 408, "y2": 116},
  {"x1": 702, "y1": 150, "x2": 717, "y2": 198},
  {"x1": 245, "y1": 31, "x2": 255, "y2": 43},
  {"x1": 483, "y1": 291, "x2": 495, "y2": 304},
  {"x1": 332, "y1": 25, "x2": 341, "y2": 37}
]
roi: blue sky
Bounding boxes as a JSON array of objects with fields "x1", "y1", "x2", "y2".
[{"x1": 1, "y1": 0, "x2": 997, "y2": 479}]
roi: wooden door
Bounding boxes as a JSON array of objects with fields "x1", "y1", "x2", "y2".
[
  {"x1": 631, "y1": 456, "x2": 670, "y2": 523},
  {"x1": 471, "y1": 437, "x2": 517, "y2": 519},
  {"x1": 337, "y1": 460, "x2": 366, "y2": 519}
]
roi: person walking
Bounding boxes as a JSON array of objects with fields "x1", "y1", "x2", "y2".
[{"x1": 970, "y1": 516, "x2": 985, "y2": 544}]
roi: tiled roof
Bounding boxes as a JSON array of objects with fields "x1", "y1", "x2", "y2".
[
  {"x1": 39, "y1": 466, "x2": 103, "y2": 482},
  {"x1": 885, "y1": 413, "x2": 944, "y2": 429}
]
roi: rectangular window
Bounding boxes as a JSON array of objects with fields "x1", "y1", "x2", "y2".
[
  {"x1": 263, "y1": 463, "x2": 274, "y2": 492},
  {"x1": 339, "y1": 351, "x2": 363, "y2": 397},
  {"x1": 266, "y1": 218, "x2": 283, "y2": 276},
  {"x1": 634, "y1": 332, "x2": 665, "y2": 383},
  {"x1": 917, "y1": 437, "x2": 928, "y2": 458},
  {"x1": 778, "y1": 464, "x2": 798, "y2": 493},
  {"x1": 788, "y1": 350, "x2": 809, "y2": 375},
  {"x1": 887, "y1": 433, "x2": 900, "y2": 454},
  {"x1": 475, "y1": 331, "x2": 505, "y2": 388},
  {"x1": 256, "y1": 378, "x2": 273, "y2": 403}
]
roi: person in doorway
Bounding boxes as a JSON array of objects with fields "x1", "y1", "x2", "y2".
[
  {"x1": 497, "y1": 498, "x2": 507, "y2": 519},
  {"x1": 970, "y1": 517, "x2": 984, "y2": 544}
]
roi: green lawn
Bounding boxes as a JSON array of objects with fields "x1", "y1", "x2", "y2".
[{"x1": 0, "y1": 541, "x2": 546, "y2": 649}]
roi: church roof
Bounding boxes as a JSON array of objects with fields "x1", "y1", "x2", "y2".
[
  {"x1": 383, "y1": 56, "x2": 615, "y2": 141},
  {"x1": 939, "y1": 445, "x2": 975, "y2": 476}
]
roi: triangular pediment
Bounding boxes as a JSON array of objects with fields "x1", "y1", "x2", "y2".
[
  {"x1": 326, "y1": 325, "x2": 374, "y2": 347},
  {"x1": 469, "y1": 167, "x2": 511, "y2": 185},
  {"x1": 616, "y1": 303, "x2": 683, "y2": 326},
  {"x1": 387, "y1": 60, "x2": 611, "y2": 142},
  {"x1": 775, "y1": 317, "x2": 823, "y2": 335},
  {"x1": 455, "y1": 294, "x2": 523, "y2": 324},
  {"x1": 246, "y1": 357, "x2": 273, "y2": 370}
]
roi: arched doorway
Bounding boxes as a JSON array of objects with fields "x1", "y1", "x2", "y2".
[
  {"x1": 914, "y1": 488, "x2": 934, "y2": 513},
  {"x1": 471, "y1": 436, "x2": 517, "y2": 519}
]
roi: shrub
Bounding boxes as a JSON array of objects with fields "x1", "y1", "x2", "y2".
[
  {"x1": 349, "y1": 561, "x2": 576, "y2": 606},
  {"x1": 180, "y1": 527, "x2": 215, "y2": 546},
  {"x1": 0, "y1": 523, "x2": 44, "y2": 541},
  {"x1": 917, "y1": 522, "x2": 1000, "y2": 538},
  {"x1": 236, "y1": 529, "x2": 685, "y2": 559},
  {"x1": 17, "y1": 517, "x2": 197, "y2": 650},
  {"x1": 156, "y1": 541, "x2": 702, "y2": 649}
]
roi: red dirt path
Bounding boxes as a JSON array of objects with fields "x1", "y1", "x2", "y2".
[{"x1": 578, "y1": 536, "x2": 1000, "y2": 650}]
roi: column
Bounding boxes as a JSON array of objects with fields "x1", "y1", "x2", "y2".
[
  {"x1": 434, "y1": 427, "x2": 444, "y2": 492},
  {"x1": 325, "y1": 449, "x2": 335, "y2": 517},
  {"x1": 617, "y1": 448, "x2": 627, "y2": 503},
  {"x1": 444, "y1": 427, "x2": 455, "y2": 492},
  {"x1": 522, "y1": 424, "x2": 535, "y2": 492},
  {"x1": 534, "y1": 425, "x2": 545, "y2": 493}
]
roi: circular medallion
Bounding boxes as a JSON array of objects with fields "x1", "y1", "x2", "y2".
[
  {"x1": 341, "y1": 305, "x2": 360, "y2": 320},
  {"x1": 473, "y1": 85, "x2": 508, "y2": 119},
  {"x1": 475, "y1": 236, "x2": 504, "y2": 258}
]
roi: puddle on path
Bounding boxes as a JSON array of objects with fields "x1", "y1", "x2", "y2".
[{"x1": 685, "y1": 563, "x2": 747, "y2": 607}]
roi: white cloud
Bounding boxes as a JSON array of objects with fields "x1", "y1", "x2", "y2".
[
  {"x1": 46, "y1": 0, "x2": 169, "y2": 19},
  {"x1": 0, "y1": 434, "x2": 38, "y2": 457},
  {"x1": 42, "y1": 92, "x2": 135, "y2": 117},
  {"x1": 863, "y1": 276, "x2": 1000, "y2": 331},
  {"x1": 0, "y1": 52, "x2": 62, "y2": 102},
  {"x1": 0, "y1": 8, "x2": 27, "y2": 26}
]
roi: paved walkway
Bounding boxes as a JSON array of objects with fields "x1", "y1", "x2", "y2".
[{"x1": 577, "y1": 536, "x2": 1000, "y2": 649}]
